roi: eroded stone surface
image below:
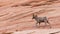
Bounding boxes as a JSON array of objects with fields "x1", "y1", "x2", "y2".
[{"x1": 0, "y1": 0, "x2": 60, "y2": 34}]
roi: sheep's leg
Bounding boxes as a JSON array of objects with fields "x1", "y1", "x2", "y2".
[
  {"x1": 44, "y1": 20, "x2": 51, "y2": 28},
  {"x1": 36, "y1": 22, "x2": 38, "y2": 27},
  {"x1": 39, "y1": 22, "x2": 41, "y2": 27},
  {"x1": 47, "y1": 20, "x2": 52, "y2": 28},
  {"x1": 44, "y1": 22, "x2": 48, "y2": 28}
]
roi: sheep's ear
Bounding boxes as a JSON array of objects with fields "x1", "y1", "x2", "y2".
[
  {"x1": 33, "y1": 13, "x2": 34, "y2": 16},
  {"x1": 35, "y1": 14, "x2": 37, "y2": 17}
]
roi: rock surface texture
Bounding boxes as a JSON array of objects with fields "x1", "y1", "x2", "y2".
[{"x1": 0, "y1": 0, "x2": 60, "y2": 34}]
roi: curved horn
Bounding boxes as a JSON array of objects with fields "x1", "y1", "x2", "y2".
[
  {"x1": 33, "y1": 13, "x2": 37, "y2": 16},
  {"x1": 33, "y1": 13, "x2": 34, "y2": 16}
]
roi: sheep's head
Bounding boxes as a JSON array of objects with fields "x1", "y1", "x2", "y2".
[{"x1": 32, "y1": 13, "x2": 37, "y2": 19}]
